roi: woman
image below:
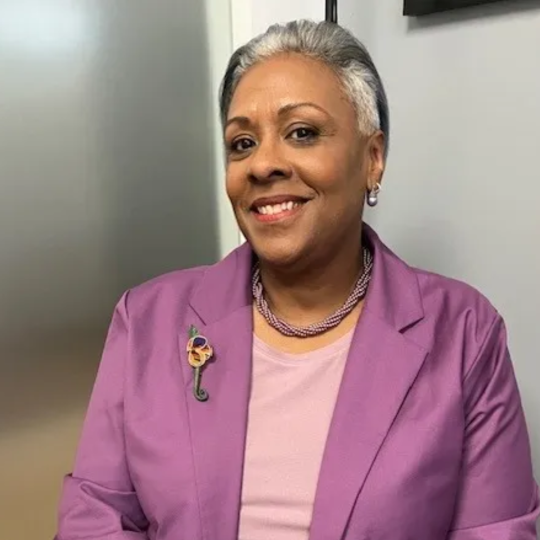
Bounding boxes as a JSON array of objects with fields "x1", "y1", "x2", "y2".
[{"x1": 56, "y1": 20, "x2": 538, "y2": 540}]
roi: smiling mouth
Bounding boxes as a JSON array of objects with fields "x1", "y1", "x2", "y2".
[{"x1": 251, "y1": 200, "x2": 308, "y2": 223}]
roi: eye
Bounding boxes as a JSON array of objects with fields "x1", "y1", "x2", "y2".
[
  {"x1": 229, "y1": 137, "x2": 255, "y2": 154},
  {"x1": 289, "y1": 126, "x2": 318, "y2": 142}
]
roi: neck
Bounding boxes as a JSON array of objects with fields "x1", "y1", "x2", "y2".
[{"x1": 258, "y1": 227, "x2": 364, "y2": 327}]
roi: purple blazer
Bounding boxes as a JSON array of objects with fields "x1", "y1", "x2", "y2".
[{"x1": 56, "y1": 226, "x2": 539, "y2": 540}]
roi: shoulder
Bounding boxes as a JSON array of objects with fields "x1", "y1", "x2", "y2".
[
  {"x1": 415, "y1": 266, "x2": 499, "y2": 325},
  {"x1": 108, "y1": 244, "x2": 252, "y2": 339},
  {"x1": 118, "y1": 264, "x2": 210, "y2": 323},
  {"x1": 368, "y1": 227, "x2": 501, "y2": 347},
  {"x1": 412, "y1": 265, "x2": 504, "y2": 375},
  {"x1": 369, "y1": 224, "x2": 509, "y2": 384}
]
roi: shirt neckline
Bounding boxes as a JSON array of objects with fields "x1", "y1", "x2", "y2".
[{"x1": 253, "y1": 329, "x2": 355, "y2": 365}]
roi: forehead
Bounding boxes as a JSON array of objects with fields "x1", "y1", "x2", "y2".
[{"x1": 228, "y1": 53, "x2": 352, "y2": 119}]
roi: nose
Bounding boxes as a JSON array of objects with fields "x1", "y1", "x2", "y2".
[{"x1": 248, "y1": 139, "x2": 292, "y2": 183}]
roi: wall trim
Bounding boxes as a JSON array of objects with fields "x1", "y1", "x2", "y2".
[{"x1": 230, "y1": 0, "x2": 254, "y2": 50}]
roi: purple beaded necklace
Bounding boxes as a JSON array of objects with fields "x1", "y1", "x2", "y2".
[{"x1": 252, "y1": 245, "x2": 373, "y2": 338}]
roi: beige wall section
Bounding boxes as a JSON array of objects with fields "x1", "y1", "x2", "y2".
[
  {"x1": 1, "y1": 410, "x2": 82, "y2": 539},
  {"x1": 0, "y1": 336, "x2": 101, "y2": 538},
  {"x1": 0, "y1": 0, "x2": 235, "y2": 537}
]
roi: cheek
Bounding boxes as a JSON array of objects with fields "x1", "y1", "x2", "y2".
[
  {"x1": 335, "y1": 153, "x2": 368, "y2": 199},
  {"x1": 294, "y1": 156, "x2": 341, "y2": 192},
  {"x1": 295, "y1": 145, "x2": 360, "y2": 192},
  {"x1": 313, "y1": 161, "x2": 366, "y2": 218},
  {"x1": 297, "y1": 163, "x2": 358, "y2": 197},
  {"x1": 225, "y1": 165, "x2": 243, "y2": 203}
]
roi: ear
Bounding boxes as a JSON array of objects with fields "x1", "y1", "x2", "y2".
[{"x1": 367, "y1": 131, "x2": 386, "y2": 191}]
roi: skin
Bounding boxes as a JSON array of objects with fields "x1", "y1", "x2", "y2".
[{"x1": 224, "y1": 53, "x2": 385, "y2": 352}]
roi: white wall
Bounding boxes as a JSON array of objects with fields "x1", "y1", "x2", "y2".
[
  {"x1": 251, "y1": 0, "x2": 323, "y2": 35},
  {"x1": 244, "y1": 0, "x2": 540, "y2": 472}
]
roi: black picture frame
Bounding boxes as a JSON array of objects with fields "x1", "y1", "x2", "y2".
[{"x1": 404, "y1": 0, "x2": 509, "y2": 16}]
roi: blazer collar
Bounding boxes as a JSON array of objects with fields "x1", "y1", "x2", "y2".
[{"x1": 189, "y1": 223, "x2": 425, "y2": 332}]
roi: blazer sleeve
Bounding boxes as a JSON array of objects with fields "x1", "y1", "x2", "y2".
[
  {"x1": 55, "y1": 292, "x2": 149, "y2": 540},
  {"x1": 447, "y1": 314, "x2": 539, "y2": 539}
]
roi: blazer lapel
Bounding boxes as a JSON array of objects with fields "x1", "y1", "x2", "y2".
[
  {"x1": 308, "y1": 312, "x2": 428, "y2": 540},
  {"x1": 179, "y1": 245, "x2": 254, "y2": 540},
  {"x1": 309, "y1": 225, "x2": 428, "y2": 540}
]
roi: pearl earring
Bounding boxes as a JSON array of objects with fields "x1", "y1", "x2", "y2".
[{"x1": 367, "y1": 182, "x2": 382, "y2": 207}]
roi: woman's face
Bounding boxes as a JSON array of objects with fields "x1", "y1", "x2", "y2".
[{"x1": 225, "y1": 53, "x2": 384, "y2": 268}]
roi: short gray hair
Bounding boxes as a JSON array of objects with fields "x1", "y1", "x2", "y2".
[{"x1": 219, "y1": 20, "x2": 390, "y2": 157}]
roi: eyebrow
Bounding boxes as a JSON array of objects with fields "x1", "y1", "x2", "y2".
[{"x1": 225, "y1": 102, "x2": 329, "y2": 129}]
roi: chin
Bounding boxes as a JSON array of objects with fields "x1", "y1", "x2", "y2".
[{"x1": 248, "y1": 236, "x2": 306, "y2": 269}]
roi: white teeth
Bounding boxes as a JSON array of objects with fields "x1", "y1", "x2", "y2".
[{"x1": 256, "y1": 201, "x2": 302, "y2": 214}]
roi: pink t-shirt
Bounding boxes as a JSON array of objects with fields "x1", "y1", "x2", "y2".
[{"x1": 238, "y1": 330, "x2": 354, "y2": 540}]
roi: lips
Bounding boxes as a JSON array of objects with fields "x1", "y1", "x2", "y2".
[
  {"x1": 256, "y1": 200, "x2": 305, "y2": 216},
  {"x1": 250, "y1": 195, "x2": 309, "y2": 215},
  {"x1": 248, "y1": 195, "x2": 309, "y2": 224}
]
